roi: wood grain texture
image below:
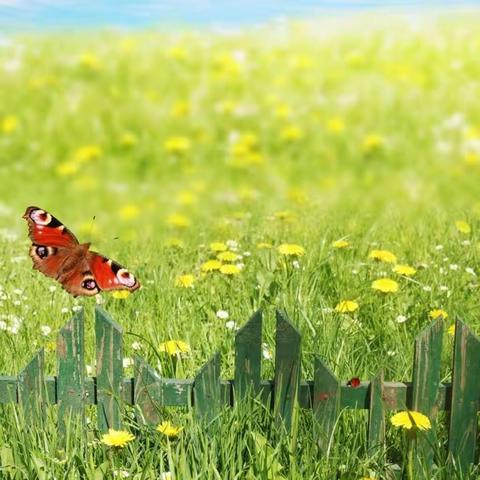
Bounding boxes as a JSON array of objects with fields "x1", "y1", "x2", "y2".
[
  {"x1": 411, "y1": 319, "x2": 443, "y2": 474},
  {"x1": 194, "y1": 353, "x2": 220, "y2": 422},
  {"x1": 57, "y1": 309, "x2": 85, "y2": 434},
  {"x1": 313, "y1": 356, "x2": 340, "y2": 454},
  {"x1": 274, "y1": 310, "x2": 301, "y2": 433},
  {"x1": 134, "y1": 355, "x2": 162, "y2": 425},
  {"x1": 448, "y1": 319, "x2": 480, "y2": 474},
  {"x1": 234, "y1": 310, "x2": 262, "y2": 401},
  {"x1": 95, "y1": 306, "x2": 123, "y2": 431},
  {"x1": 18, "y1": 349, "x2": 46, "y2": 422}
]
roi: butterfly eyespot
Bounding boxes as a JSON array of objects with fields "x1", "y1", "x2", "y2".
[
  {"x1": 82, "y1": 278, "x2": 98, "y2": 291},
  {"x1": 117, "y1": 268, "x2": 136, "y2": 287},
  {"x1": 30, "y1": 210, "x2": 52, "y2": 226},
  {"x1": 36, "y1": 246, "x2": 48, "y2": 258}
]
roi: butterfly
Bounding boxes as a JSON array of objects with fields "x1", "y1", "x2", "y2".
[{"x1": 23, "y1": 206, "x2": 140, "y2": 297}]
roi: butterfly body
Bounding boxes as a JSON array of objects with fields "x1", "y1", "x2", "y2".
[{"x1": 23, "y1": 207, "x2": 140, "y2": 297}]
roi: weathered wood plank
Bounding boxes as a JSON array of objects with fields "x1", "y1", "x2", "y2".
[
  {"x1": 193, "y1": 353, "x2": 220, "y2": 422},
  {"x1": 368, "y1": 371, "x2": 385, "y2": 452},
  {"x1": 411, "y1": 319, "x2": 443, "y2": 474},
  {"x1": 313, "y1": 356, "x2": 340, "y2": 454},
  {"x1": 95, "y1": 306, "x2": 123, "y2": 431},
  {"x1": 57, "y1": 310, "x2": 85, "y2": 434},
  {"x1": 274, "y1": 310, "x2": 301, "y2": 433},
  {"x1": 134, "y1": 355, "x2": 162, "y2": 425},
  {"x1": 234, "y1": 310, "x2": 262, "y2": 401},
  {"x1": 448, "y1": 319, "x2": 480, "y2": 474},
  {"x1": 18, "y1": 349, "x2": 46, "y2": 422}
]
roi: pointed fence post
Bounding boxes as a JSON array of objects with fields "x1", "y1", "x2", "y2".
[
  {"x1": 274, "y1": 310, "x2": 301, "y2": 433},
  {"x1": 194, "y1": 353, "x2": 220, "y2": 423},
  {"x1": 134, "y1": 356, "x2": 162, "y2": 425},
  {"x1": 18, "y1": 349, "x2": 46, "y2": 422},
  {"x1": 57, "y1": 309, "x2": 85, "y2": 435},
  {"x1": 368, "y1": 370, "x2": 385, "y2": 452},
  {"x1": 448, "y1": 319, "x2": 480, "y2": 474},
  {"x1": 234, "y1": 310, "x2": 262, "y2": 401},
  {"x1": 313, "y1": 357, "x2": 340, "y2": 455},
  {"x1": 95, "y1": 307, "x2": 123, "y2": 432},
  {"x1": 411, "y1": 319, "x2": 443, "y2": 474}
]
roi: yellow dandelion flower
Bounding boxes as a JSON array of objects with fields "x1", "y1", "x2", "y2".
[
  {"x1": 280, "y1": 125, "x2": 304, "y2": 142},
  {"x1": 119, "y1": 132, "x2": 138, "y2": 148},
  {"x1": 156, "y1": 421, "x2": 183, "y2": 438},
  {"x1": 274, "y1": 210, "x2": 294, "y2": 221},
  {"x1": 326, "y1": 117, "x2": 345, "y2": 133},
  {"x1": 220, "y1": 264, "x2": 241, "y2": 275},
  {"x1": 371, "y1": 278, "x2": 399, "y2": 293},
  {"x1": 119, "y1": 205, "x2": 140, "y2": 220},
  {"x1": 278, "y1": 244, "x2": 305, "y2": 256},
  {"x1": 101, "y1": 429, "x2": 135, "y2": 448},
  {"x1": 429, "y1": 309, "x2": 448, "y2": 320},
  {"x1": 2, "y1": 115, "x2": 18, "y2": 134},
  {"x1": 332, "y1": 239, "x2": 350, "y2": 249},
  {"x1": 335, "y1": 300, "x2": 359, "y2": 313},
  {"x1": 210, "y1": 242, "x2": 227, "y2": 252},
  {"x1": 164, "y1": 237, "x2": 184, "y2": 248},
  {"x1": 175, "y1": 274, "x2": 194, "y2": 288},
  {"x1": 362, "y1": 133, "x2": 385, "y2": 153},
  {"x1": 163, "y1": 136, "x2": 191, "y2": 154},
  {"x1": 112, "y1": 291, "x2": 130, "y2": 299},
  {"x1": 166, "y1": 45, "x2": 187, "y2": 60},
  {"x1": 79, "y1": 53, "x2": 101, "y2": 70},
  {"x1": 257, "y1": 242, "x2": 272, "y2": 249},
  {"x1": 369, "y1": 250, "x2": 397, "y2": 264},
  {"x1": 167, "y1": 213, "x2": 190, "y2": 228},
  {"x1": 448, "y1": 324, "x2": 455, "y2": 336},
  {"x1": 391, "y1": 410, "x2": 431, "y2": 431},
  {"x1": 274, "y1": 103, "x2": 291, "y2": 119},
  {"x1": 56, "y1": 161, "x2": 79, "y2": 177},
  {"x1": 455, "y1": 220, "x2": 471, "y2": 234},
  {"x1": 176, "y1": 190, "x2": 197, "y2": 206},
  {"x1": 159, "y1": 340, "x2": 190, "y2": 355},
  {"x1": 392, "y1": 264, "x2": 417, "y2": 277},
  {"x1": 73, "y1": 145, "x2": 102, "y2": 163},
  {"x1": 217, "y1": 251, "x2": 239, "y2": 262},
  {"x1": 170, "y1": 101, "x2": 190, "y2": 118},
  {"x1": 201, "y1": 260, "x2": 222, "y2": 272}
]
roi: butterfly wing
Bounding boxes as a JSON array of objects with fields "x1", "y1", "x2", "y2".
[
  {"x1": 88, "y1": 252, "x2": 140, "y2": 292},
  {"x1": 23, "y1": 206, "x2": 79, "y2": 248}
]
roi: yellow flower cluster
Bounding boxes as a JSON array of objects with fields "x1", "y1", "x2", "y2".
[{"x1": 229, "y1": 132, "x2": 264, "y2": 168}]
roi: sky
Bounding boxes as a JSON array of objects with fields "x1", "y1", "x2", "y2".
[{"x1": 0, "y1": 0, "x2": 479, "y2": 30}]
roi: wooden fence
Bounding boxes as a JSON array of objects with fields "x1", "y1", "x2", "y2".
[{"x1": 1, "y1": 306, "x2": 480, "y2": 475}]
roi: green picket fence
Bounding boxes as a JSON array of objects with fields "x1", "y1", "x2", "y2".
[{"x1": 2, "y1": 306, "x2": 480, "y2": 475}]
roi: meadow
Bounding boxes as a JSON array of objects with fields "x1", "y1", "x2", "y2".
[{"x1": 0, "y1": 12, "x2": 480, "y2": 478}]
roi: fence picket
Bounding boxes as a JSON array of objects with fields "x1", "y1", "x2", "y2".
[
  {"x1": 18, "y1": 349, "x2": 46, "y2": 422},
  {"x1": 95, "y1": 306, "x2": 123, "y2": 432},
  {"x1": 234, "y1": 310, "x2": 262, "y2": 401},
  {"x1": 134, "y1": 355, "x2": 162, "y2": 425},
  {"x1": 194, "y1": 353, "x2": 220, "y2": 422},
  {"x1": 274, "y1": 310, "x2": 301, "y2": 433},
  {"x1": 448, "y1": 319, "x2": 480, "y2": 474},
  {"x1": 368, "y1": 370, "x2": 385, "y2": 452},
  {"x1": 57, "y1": 309, "x2": 85, "y2": 434},
  {"x1": 313, "y1": 356, "x2": 340, "y2": 454},
  {"x1": 411, "y1": 318, "x2": 443, "y2": 474}
]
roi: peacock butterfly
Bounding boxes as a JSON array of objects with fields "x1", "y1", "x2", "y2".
[{"x1": 23, "y1": 206, "x2": 140, "y2": 297}]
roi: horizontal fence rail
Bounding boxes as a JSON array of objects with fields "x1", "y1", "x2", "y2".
[{"x1": 0, "y1": 306, "x2": 479, "y2": 475}]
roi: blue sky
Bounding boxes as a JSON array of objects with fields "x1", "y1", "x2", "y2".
[{"x1": 0, "y1": 1, "x2": 478, "y2": 30}]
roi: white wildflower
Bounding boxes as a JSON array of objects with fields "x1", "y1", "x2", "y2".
[
  {"x1": 40, "y1": 325, "x2": 51, "y2": 336},
  {"x1": 216, "y1": 310, "x2": 229, "y2": 319}
]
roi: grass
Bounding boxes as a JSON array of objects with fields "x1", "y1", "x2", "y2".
[{"x1": 1, "y1": 11, "x2": 480, "y2": 478}]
